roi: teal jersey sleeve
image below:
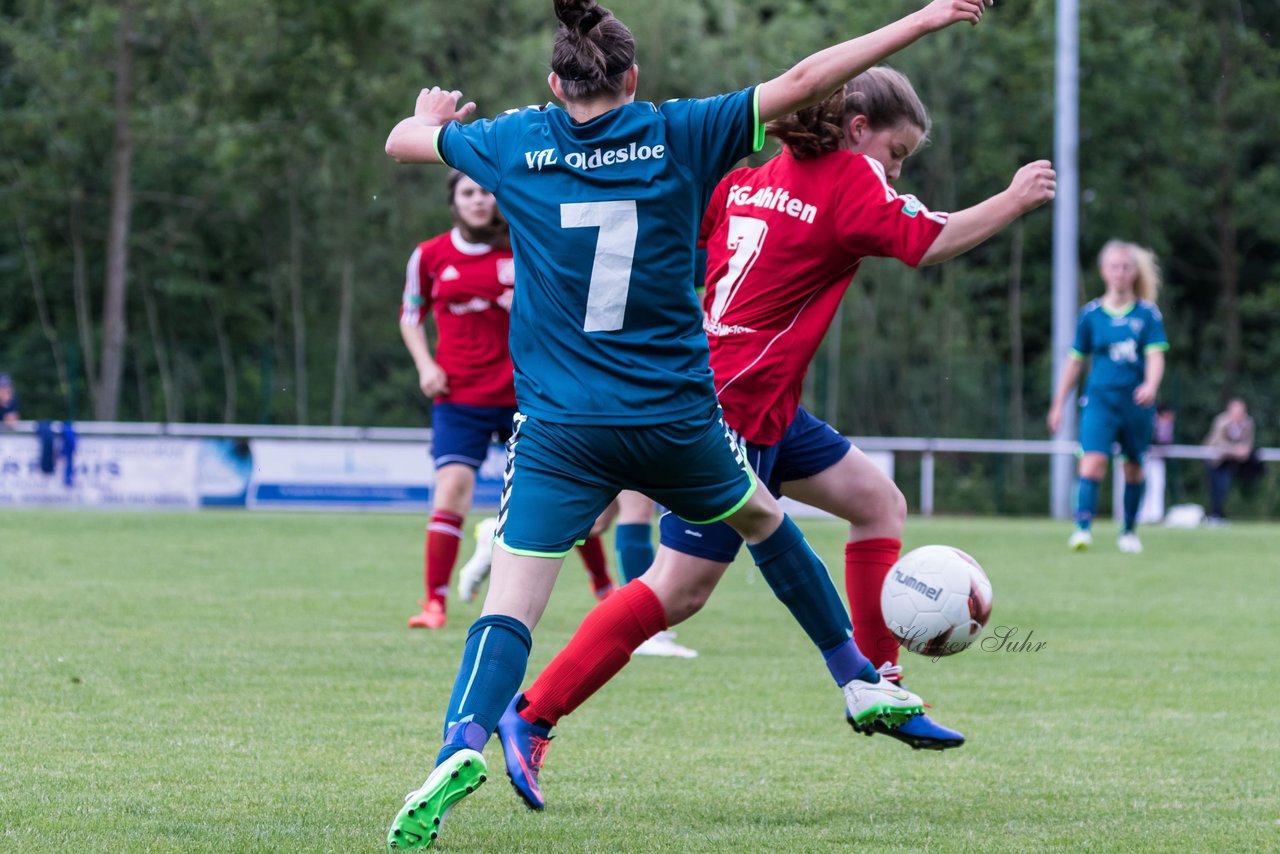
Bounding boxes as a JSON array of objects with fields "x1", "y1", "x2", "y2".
[
  {"x1": 658, "y1": 87, "x2": 762, "y2": 190},
  {"x1": 1141, "y1": 302, "x2": 1169, "y2": 351},
  {"x1": 1071, "y1": 304, "x2": 1094, "y2": 357},
  {"x1": 438, "y1": 108, "x2": 537, "y2": 192}
]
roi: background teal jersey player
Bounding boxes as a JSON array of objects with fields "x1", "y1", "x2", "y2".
[
  {"x1": 380, "y1": 0, "x2": 993, "y2": 848},
  {"x1": 1049, "y1": 239, "x2": 1169, "y2": 554}
]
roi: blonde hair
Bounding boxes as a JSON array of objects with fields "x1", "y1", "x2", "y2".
[{"x1": 1099, "y1": 239, "x2": 1161, "y2": 303}]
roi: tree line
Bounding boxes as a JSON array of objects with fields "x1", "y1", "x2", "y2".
[{"x1": 2, "y1": 1, "x2": 1277, "y2": 478}]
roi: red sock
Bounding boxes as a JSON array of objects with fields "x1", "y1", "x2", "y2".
[
  {"x1": 424, "y1": 510, "x2": 465, "y2": 606},
  {"x1": 576, "y1": 536, "x2": 614, "y2": 596},
  {"x1": 521, "y1": 580, "x2": 667, "y2": 726},
  {"x1": 845, "y1": 538, "x2": 902, "y2": 669}
]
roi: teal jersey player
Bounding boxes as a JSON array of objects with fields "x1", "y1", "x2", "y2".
[
  {"x1": 439, "y1": 91, "x2": 760, "y2": 425},
  {"x1": 381, "y1": 1, "x2": 996, "y2": 849},
  {"x1": 1049, "y1": 240, "x2": 1169, "y2": 555},
  {"x1": 1071, "y1": 298, "x2": 1169, "y2": 392}
]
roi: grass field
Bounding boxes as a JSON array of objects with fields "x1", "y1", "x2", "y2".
[{"x1": 2, "y1": 510, "x2": 1277, "y2": 853}]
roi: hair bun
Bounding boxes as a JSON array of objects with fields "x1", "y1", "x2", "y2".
[{"x1": 555, "y1": 0, "x2": 606, "y2": 33}]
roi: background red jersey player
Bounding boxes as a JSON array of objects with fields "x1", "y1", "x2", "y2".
[
  {"x1": 401, "y1": 171, "x2": 615, "y2": 629},
  {"x1": 500, "y1": 64, "x2": 1054, "y2": 802}
]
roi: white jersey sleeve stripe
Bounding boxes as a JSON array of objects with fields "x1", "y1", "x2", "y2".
[{"x1": 401, "y1": 246, "x2": 425, "y2": 326}]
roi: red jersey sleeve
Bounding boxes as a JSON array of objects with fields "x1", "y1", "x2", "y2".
[
  {"x1": 836, "y1": 154, "x2": 949, "y2": 268},
  {"x1": 699, "y1": 171, "x2": 738, "y2": 250},
  {"x1": 399, "y1": 243, "x2": 433, "y2": 327}
]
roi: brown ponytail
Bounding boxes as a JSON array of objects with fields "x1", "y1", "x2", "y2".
[
  {"x1": 551, "y1": 0, "x2": 636, "y2": 101},
  {"x1": 767, "y1": 66, "x2": 930, "y2": 161}
]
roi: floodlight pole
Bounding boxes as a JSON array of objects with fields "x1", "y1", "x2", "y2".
[{"x1": 1050, "y1": 0, "x2": 1080, "y2": 519}]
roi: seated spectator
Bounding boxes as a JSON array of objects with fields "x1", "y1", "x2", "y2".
[
  {"x1": 0, "y1": 373, "x2": 19, "y2": 429},
  {"x1": 1203, "y1": 398, "x2": 1256, "y2": 525}
]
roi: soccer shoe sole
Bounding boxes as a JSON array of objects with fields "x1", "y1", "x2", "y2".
[
  {"x1": 845, "y1": 700, "x2": 924, "y2": 729},
  {"x1": 507, "y1": 770, "x2": 544, "y2": 811},
  {"x1": 847, "y1": 714, "x2": 965, "y2": 751},
  {"x1": 387, "y1": 750, "x2": 487, "y2": 850}
]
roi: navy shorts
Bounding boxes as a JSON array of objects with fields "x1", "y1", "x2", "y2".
[
  {"x1": 431, "y1": 402, "x2": 518, "y2": 469},
  {"x1": 496, "y1": 406, "x2": 756, "y2": 558},
  {"x1": 1078, "y1": 387, "x2": 1154, "y2": 463},
  {"x1": 659, "y1": 407, "x2": 851, "y2": 563}
]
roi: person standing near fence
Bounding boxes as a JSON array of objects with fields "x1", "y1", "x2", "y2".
[
  {"x1": 0, "y1": 373, "x2": 20, "y2": 430},
  {"x1": 1048, "y1": 240, "x2": 1169, "y2": 554},
  {"x1": 400, "y1": 172, "x2": 618, "y2": 630},
  {"x1": 1204, "y1": 398, "x2": 1255, "y2": 525}
]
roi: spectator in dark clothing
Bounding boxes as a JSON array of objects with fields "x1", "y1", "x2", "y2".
[
  {"x1": 1204, "y1": 398, "x2": 1256, "y2": 525},
  {"x1": 0, "y1": 373, "x2": 19, "y2": 429}
]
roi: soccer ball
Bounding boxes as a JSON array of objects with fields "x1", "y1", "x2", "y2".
[{"x1": 880, "y1": 545, "x2": 993, "y2": 657}]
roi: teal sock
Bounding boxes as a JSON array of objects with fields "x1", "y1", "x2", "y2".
[
  {"x1": 1075, "y1": 477, "x2": 1100, "y2": 530},
  {"x1": 614, "y1": 523, "x2": 653, "y2": 584},
  {"x1": 437, "y1": 614, "x2": 531, "y2": 766},
  {"x1": 747, "y1": 516, "x2": 868, "y2": 684},
  {"x1": 1123, "y1": 480, "x2": 1145, "y2": 533}
]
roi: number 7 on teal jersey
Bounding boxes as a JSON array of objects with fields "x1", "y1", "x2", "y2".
[{"x1": 561, "y1": 201, "x2": 638, "y2": 332}]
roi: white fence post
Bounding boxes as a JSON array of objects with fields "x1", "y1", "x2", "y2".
[{"x1": 920, "y1": 450, "x2": 935, "y2": 518}]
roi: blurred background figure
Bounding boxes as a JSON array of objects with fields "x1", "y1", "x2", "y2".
[
  {"x1": 1152, "y1": 405, "x2": 1179, "y2": 504},
  {"x1": 0, "y1": 373, "x2": 19, "y2": 429},
  {"x1": 1203, "y1": 398, "x2": 1256, "y2": 526},
  {"x1": 1153, "y1": 405, "x2": 1176, "y2": 446}
]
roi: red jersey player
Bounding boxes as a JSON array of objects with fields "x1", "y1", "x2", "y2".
[
  {"x1": 499, "y1": 65, "x2": 1055, "y2": 804},
  {"x1": 402, "y1": 171, "x2": 616, "y2": 629}
]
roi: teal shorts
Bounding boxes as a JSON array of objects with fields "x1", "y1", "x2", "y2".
[
  {"x1": 496, "y1": 405, "x2": 756, "y2": 557},
  {"x1": 1079, "y1": 386, "x2": 1154, "y2": 463}
]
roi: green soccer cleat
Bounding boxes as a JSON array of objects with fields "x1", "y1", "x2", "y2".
[
  {"x1": 841, "y1": 674, "x2": 925, "y2": 728},
  {"x1": 387, "y1": 749, "x2": 488, "y2": 851}
]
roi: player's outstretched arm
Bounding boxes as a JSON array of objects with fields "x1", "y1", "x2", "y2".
[
  {"x1": 385, "y1": 87, "x2": 477, "y2": 164},
  {"x1": 920, "y1": 160, "x2": 1056, "y2": 266},
  {"x1": 756, "y1": 0, "x2": 992, "y2": 124}
]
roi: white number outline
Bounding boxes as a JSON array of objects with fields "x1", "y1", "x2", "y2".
[
  {"x1": 707, "y1": 215, "x2": 768, "y2": 324},
  {"x1": 560, "y1": 200, "x2": 638, "y2": 332}
]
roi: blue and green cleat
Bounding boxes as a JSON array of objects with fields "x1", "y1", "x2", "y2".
[
  {"x1": 497, "y1": 694, "x2": 552, "y2": 810},
  {"x1": 849, "y1": 712, "x2": 965, "y2": 750},
  {"x1": 387, "y1": 749, "x2": 488, "y2": 850}
]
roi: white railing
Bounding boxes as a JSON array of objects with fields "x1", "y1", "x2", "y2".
[
  {"x1": 9, "y1": 421, "x2": 1275, "y2": 517},
  {"x1": 848, "y1": 437, "x2": 1278, "y2": 517}
]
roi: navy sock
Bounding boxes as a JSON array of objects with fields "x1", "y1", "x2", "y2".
[
  {"x1": 1123, "y1": 480, "x2": 1145, "y2": 533},
  {"x1": 1076, "y1": 477, "x2": 1100, "y2": 530},
  {"x1": 614, "y1": 523, "x2": 653, "y2": 584},
  {"x1": 747, "y1": 516, "x2": 863, "y2": 681},
  {"x1": 823, "y1": 639, "x2": 877, "y2": 686},
  {"x1": 437, "y1": 614, "x2": 532, "y2": 766}
]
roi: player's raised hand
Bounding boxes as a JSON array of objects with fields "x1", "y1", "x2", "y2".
[
  {"x1": 1008, "y1": 160, "x2": 1057, "y2": 213},
  {"x1": 415, "y1": 86, "x2": 477, "y2": 126},
  {"x1": 917, "y1": 0, "x2": 994, "y2": 32}
]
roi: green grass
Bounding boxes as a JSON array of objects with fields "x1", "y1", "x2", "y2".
[{"x1": 1, "y1": 510, "x2": 1277, "y2": 852}]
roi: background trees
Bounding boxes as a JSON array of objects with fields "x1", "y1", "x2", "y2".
[{"x1": 2, "y1": 0, "x2": 1277, "y2": 496}]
